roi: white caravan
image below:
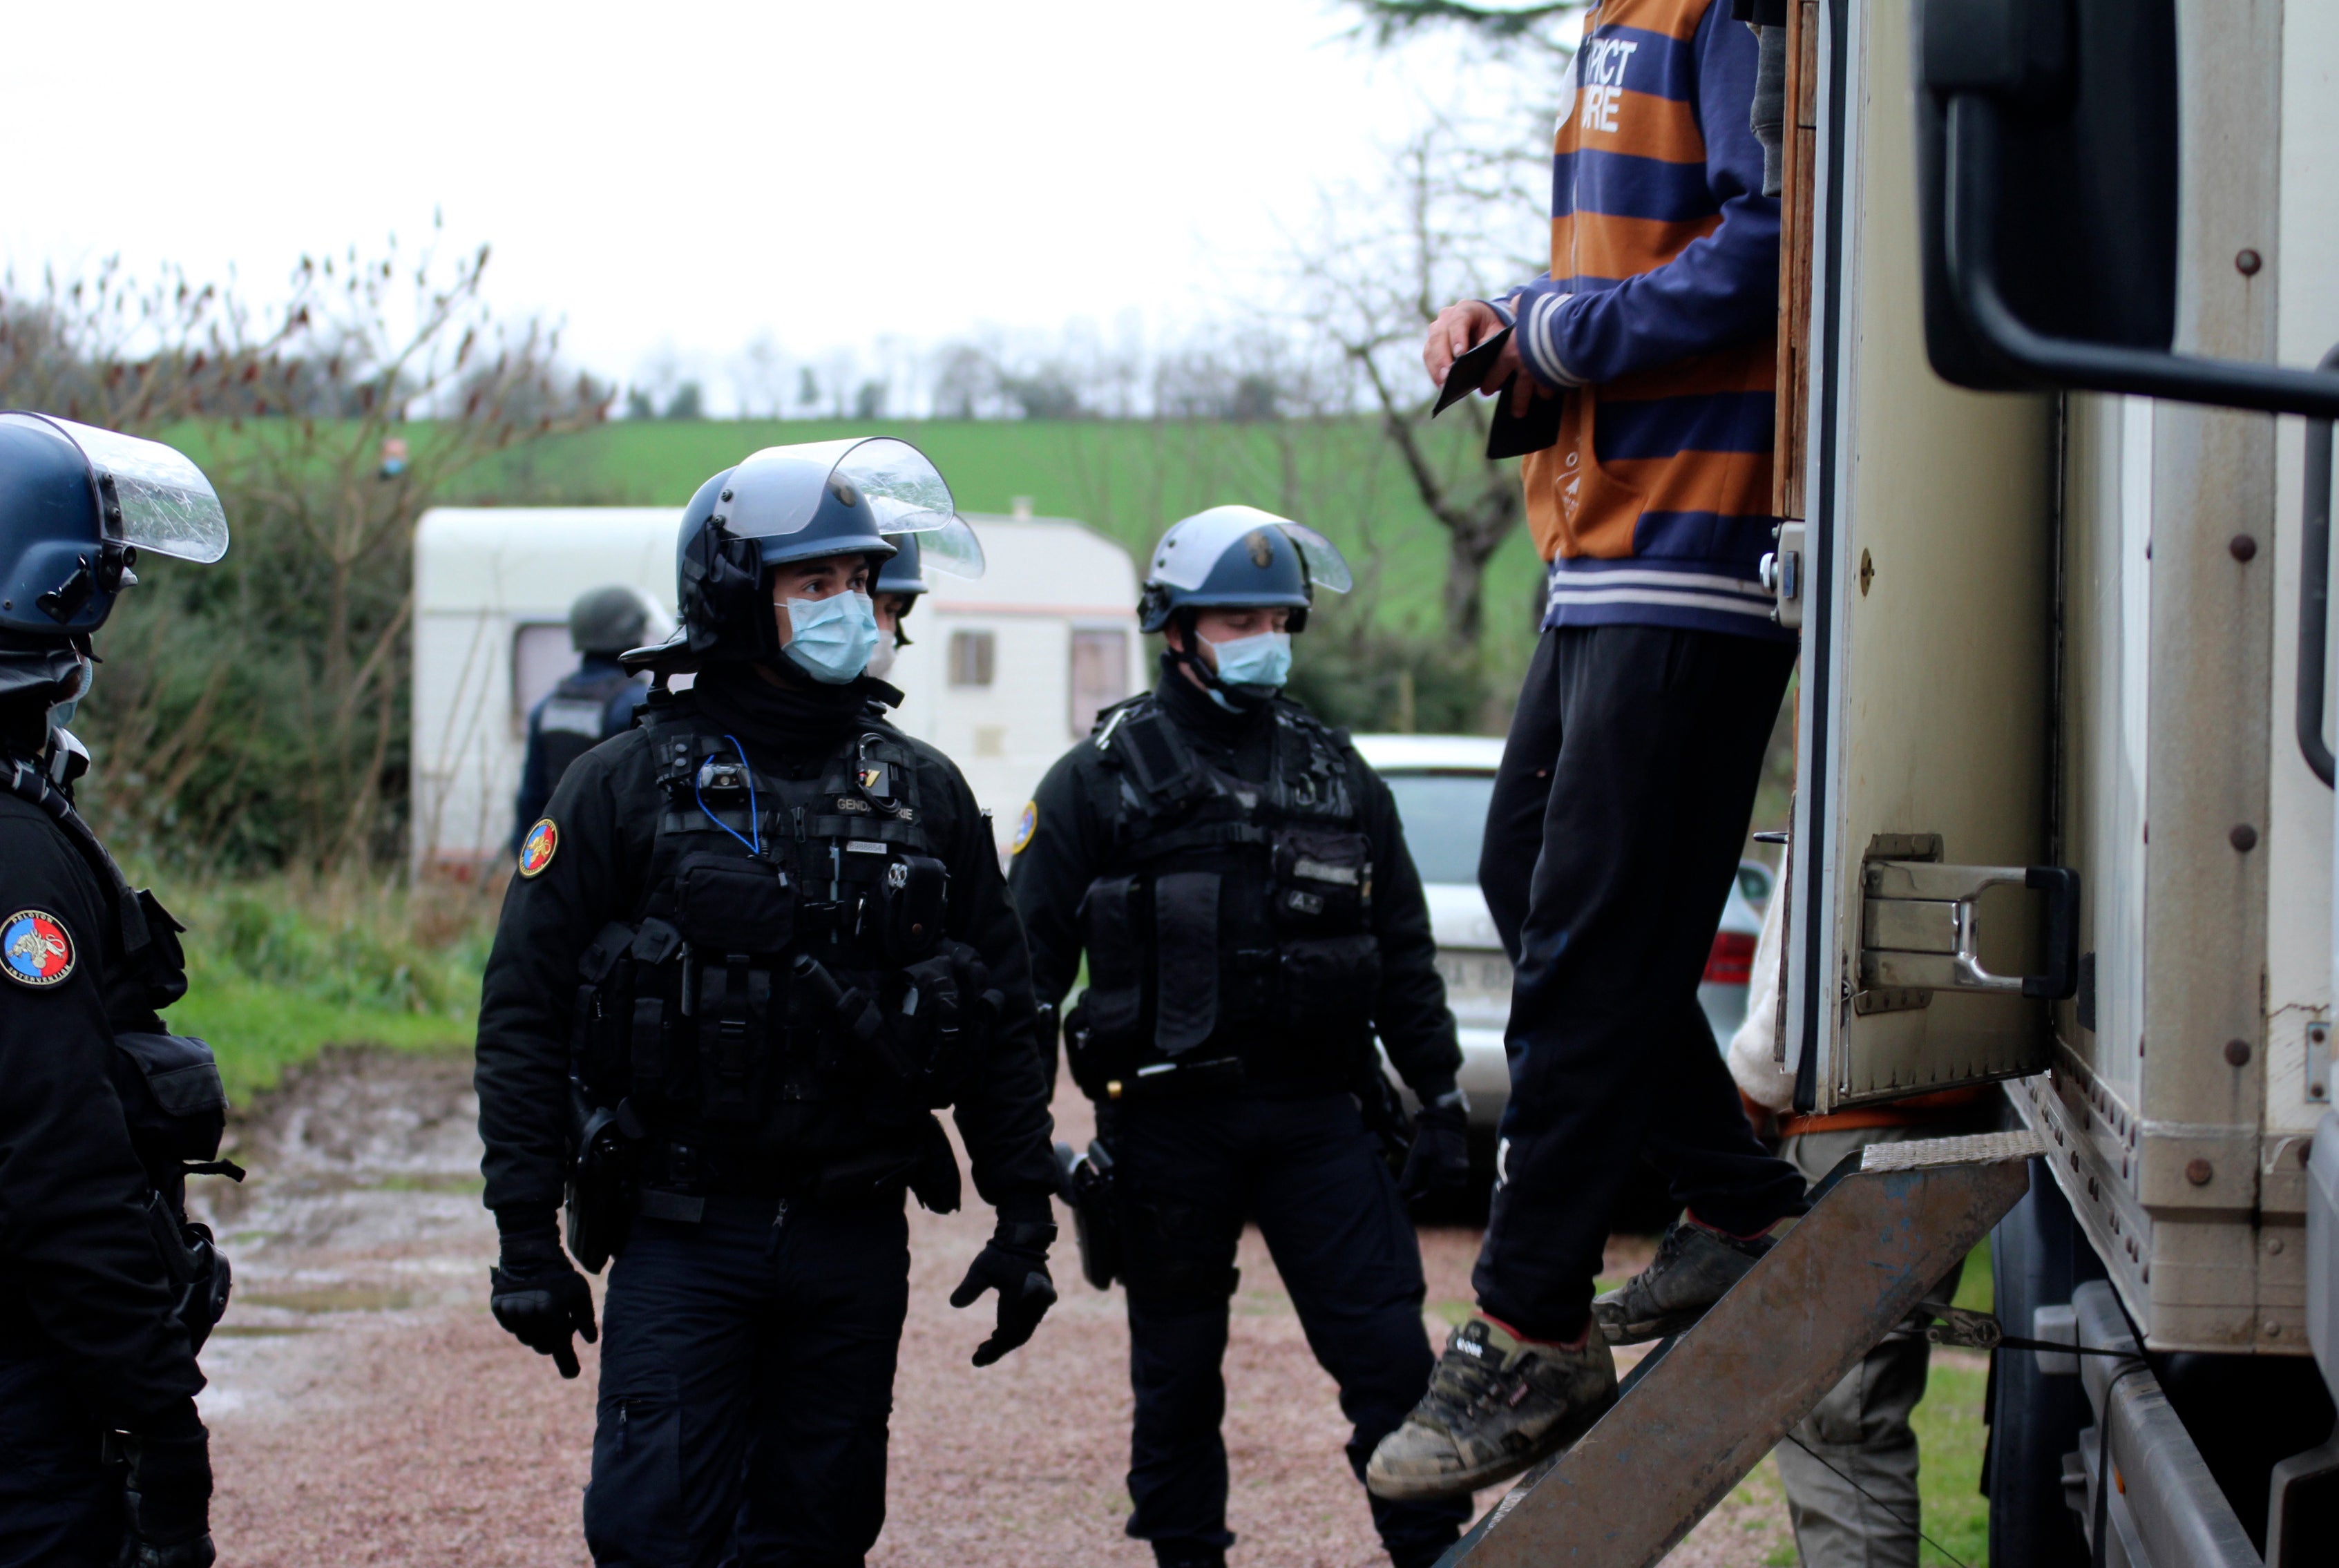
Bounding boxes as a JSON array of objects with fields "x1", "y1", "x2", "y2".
[{"x1": 410, "y1": 506, "x2": 1142, "y2": 874}]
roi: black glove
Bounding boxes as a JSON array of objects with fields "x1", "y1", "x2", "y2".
[
  {"x1": 948, "y1": 1219, "x2": 1057, "y2": 1368},
  {"x1": 115, "y1": 1402, "x2": 213, "y2": 1568},
  {"x1": 1399, "y1": 1102, "x2": 1473, "y2": 1205},
  {"x1": 490, "y1": 1225, "x2": 598, "y2": 1379}
]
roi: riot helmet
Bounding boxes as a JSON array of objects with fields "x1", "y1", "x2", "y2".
[
  {"x1": 1138, "y1": 505, "x2": 1350, "y2": 633},
  {"x1": 0, "y1": 412, "x2": 227, "y2": 717},
  {"x1": 649, "y1": 437, "x2": 968, "y2": 675},
  {"x1": 1139, "y1": 506, "x2": 1350, "y2": 706},
  {"x1": 569, "y1": 585, "x2": 653, "y2": 658}
]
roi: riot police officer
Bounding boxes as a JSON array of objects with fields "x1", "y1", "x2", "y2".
[
  {"x1": 473, "y1": 437, "x2": 1060, "y2": 1567},
  {"x1": 1009, "y1": 506, "x2": 1475, "y2": 1568},
  {"x1": 511, "y1": 585, "x2": 655, "y2": 850},
  {"x1": 0, "y1": 413, "x2": 239, "y2": 1568}
]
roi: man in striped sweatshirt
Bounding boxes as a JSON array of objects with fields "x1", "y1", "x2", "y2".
[{"x1": 1368, "y1": 0, "x2": 1810, "y2": 1501}]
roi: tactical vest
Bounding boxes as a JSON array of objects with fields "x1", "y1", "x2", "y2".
[
  {"x1": 536, "y1": 666, "x2": 640, "y2": 785},
  {"x1": 2, "y1": 756, "x2": 238, "y2": 1352},
  {"x1": 569, "y1": 703, "x2": 977, "y2": 1164},
  {"x1": 1072, "y1": 695, "x2": 1381, "y2": 1080}
]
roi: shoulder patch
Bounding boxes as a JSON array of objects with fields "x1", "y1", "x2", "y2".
[
  {"x1": 1010, "y1": 800, "x2": 1038, "y2": 855},
  {"x1": 518, "y1": 818, "x2": 560, "y2": 878},
  {"x1": 1, "y1": 908, "x2": 75, "y2": 988}
]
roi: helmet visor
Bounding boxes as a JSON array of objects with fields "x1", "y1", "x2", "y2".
[
  {"x1": 1148, "y1": 505, "x2": 1351, "y2": 595},
  {"x1": 0, "y1": 413, "x2": 230, "y2": 564},
  {"x1": 915, "y1": 515, "x2": 985, "y2": 579},
  {"x1": 721, "y1": 436, "x2": 964, "y2": 543}
]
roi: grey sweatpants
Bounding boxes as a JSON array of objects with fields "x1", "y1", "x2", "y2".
[{"x1": 1773, "y1": 1126, "x2": 1961, "y2": 1568}]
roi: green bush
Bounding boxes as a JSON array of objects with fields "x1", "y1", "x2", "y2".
[{"x1": 153, "y1": 874, "x2": 498, "y2": 1102}]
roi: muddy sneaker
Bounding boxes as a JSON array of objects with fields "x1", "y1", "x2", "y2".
[
  {"x1": 1591, "y1": 1214, "x2": 1793, "y2": 1345},
  {"x1": 1364, "y1": 1315, "x2": 1617, "y2": 1502}
]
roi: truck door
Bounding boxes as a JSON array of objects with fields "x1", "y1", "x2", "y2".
[{"x1": 1777, "y1": 0, "x2": 2068, "y2": 1113}]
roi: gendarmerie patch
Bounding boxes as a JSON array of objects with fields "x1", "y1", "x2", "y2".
[
  {"x1": 1, "y1": 908, "x2": 75, "y2": 988},
  {"x1": 518, "y1": 819, "x2": 560, "y2": 877}
]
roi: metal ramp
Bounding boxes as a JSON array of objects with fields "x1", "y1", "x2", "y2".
[{"x1": 1440, "y1": 1130, "x2": 2045, "y2": 1567}]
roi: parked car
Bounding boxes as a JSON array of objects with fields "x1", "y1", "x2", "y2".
[{"x1": 1353, "y1": 734, "x2": 1773, "y2": 1144}]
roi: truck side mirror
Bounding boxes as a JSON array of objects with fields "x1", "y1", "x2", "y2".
[{"x1": 1916, "y1": 0, "x2": 2339, "y2": 419}]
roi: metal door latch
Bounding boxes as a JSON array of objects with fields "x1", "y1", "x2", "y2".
[
  {"x1": 1860, "y1": 854, "x2": 2080, "y2": 1000},
  {"x1": 1758, "y1": 521, "x2": 1806, "y2": 629}
]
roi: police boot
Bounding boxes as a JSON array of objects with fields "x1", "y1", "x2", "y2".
[
  {"x1": 1589, "y1": 1212, "x2": 1795, "y2": 1346},
  {"x1": 1364, "y1": 1315, "x2": 1616, "y2": 1502}
]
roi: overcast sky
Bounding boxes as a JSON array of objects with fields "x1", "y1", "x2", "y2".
[{"x1": 5, "y1": 1, "x2": 1534, "y2": 405}]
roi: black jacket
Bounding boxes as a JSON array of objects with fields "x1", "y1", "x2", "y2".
[
  {"x1": 1006, "y1": 668, "x2": 1462, "y2": 1101},
  {"x1": 0, "y1": 787, "x2": 205, "y2": 1424},
  {"x1": 474, "y1": 676, "x2": 1058, "y2": 1225}
]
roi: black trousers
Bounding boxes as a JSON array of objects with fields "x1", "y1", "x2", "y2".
[
  {"x1": 1473, "y1": 625, "x2": 1807, "y2": 1339},
  {"x1": 1115, "y1": 1089, "x2": 1469, "y2": 1567},
  {"x1": 584, "y1": 1194, "x2": 910, "y2": 1568},
  {"x1": 0, "y1": 1349, "x2": 119, "y2": 1568}
]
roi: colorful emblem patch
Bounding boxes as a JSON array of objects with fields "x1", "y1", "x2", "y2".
[
  {"x1": 518, "y1": 819, "x2": 559, "y2": 878},
  {"x1": 1010, "y1": 800, "x2": 1038, "y2": 855},
  {"x1": 1, "y1": 908, "x2": 75, "y2": 988}
]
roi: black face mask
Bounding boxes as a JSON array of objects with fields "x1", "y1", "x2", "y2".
[{"x1": 690, "y1": 662, "x2": 904, "y2": 749}]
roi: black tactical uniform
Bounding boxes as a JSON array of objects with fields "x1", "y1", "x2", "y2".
[
  {"x1": 1011, "y1": 659, "x2": 1473, "y2": 1568},
  {"x1": 0, "y1": 412, "x2": 238, "y2": 1568},
  {"x1": 475, "y1": 440, "x2": 1056, "y2": 1568}
]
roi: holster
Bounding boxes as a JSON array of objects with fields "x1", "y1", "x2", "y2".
[
  {"x1": 1054, "y1": 1135, "x2": 1121, "y2": 1290},
  {"x1": 566, "y1": 1100, "x2": 642, "y2": 1274}
]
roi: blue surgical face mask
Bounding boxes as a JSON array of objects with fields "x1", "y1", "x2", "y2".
[
  {"x1": 781, "y1": 590, "x2": 879, "y2": 685},
  {"x1": 1208, "y1": 629, "x2": 1292, "y2": 691},
  {"x1": 48, "y1": 655, "x2": 93, "y2": 729}
]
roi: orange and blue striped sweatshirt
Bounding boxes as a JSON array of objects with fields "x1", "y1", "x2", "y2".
[{"x1": 1488, "y1": 0, "x2": 1787, "y2": 642}]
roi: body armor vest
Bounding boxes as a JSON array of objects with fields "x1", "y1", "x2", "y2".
[
  {"x1": 569, "y1": 704, "x2": 973, "y2": 1159},
  {"x1": 1071, "y1": 695, "x2": 1381, "y2": 1080},
  {"x1": 535, "y1": 666, "x2": 640, "y2": 785}
]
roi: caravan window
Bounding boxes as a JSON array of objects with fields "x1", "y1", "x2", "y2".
[
  {"x1": 1069, "y1": 627, "x2": 1129, "y2": 737},
  {"x1": 948, "y1": 630, "x2": 996, "y2": 687},
  {"x1": 512, "y1": 622, "x2": 577, "y2": 734}
]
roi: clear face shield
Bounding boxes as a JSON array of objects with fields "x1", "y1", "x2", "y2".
[
  {"x1": 1147, "y1": 504, "x2": 1354, "y2": 595},
  {"x1": 718, "y1": 436, "x2": 974, "y2": 556},
  {"x1": 0, "y1": 412, "x2": 230, "y2": 566}
]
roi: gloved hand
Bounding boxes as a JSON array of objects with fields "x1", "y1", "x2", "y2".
[
  {"x1": 948, "y1": 1218, "x2": 1057, "y2": 1367},
  {"x1": 1399, "y1": 1102, "x2": 1473, "y2": 1205},
  {"x1": 490, "y1": 1225, "x2": 598, "y2": 1379},
  {"x1": 115, "y1": 1402, "x2": 213, "y2": 1568}
]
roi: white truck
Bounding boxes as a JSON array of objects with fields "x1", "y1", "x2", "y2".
[{"x1": 1441, "y1": 2, "x2": 2338, "y2": 1563}]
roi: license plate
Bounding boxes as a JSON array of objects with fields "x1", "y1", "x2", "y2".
[{"x1": 1435, "y1": 948, "x2": 1514, "y2": 1028}]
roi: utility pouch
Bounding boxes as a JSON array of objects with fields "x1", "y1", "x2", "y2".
[
  {"x1": 908, "y1": 1113, "x2": 962, "y2": 1214},
  {"x1": 877, "y1": 853, "x2": 949, "y2": 966},
  {"x1": 1271, "y1": 829, "x2": 1373, "y2": 930},
  {"x1": 110, "y1": 1032, "x2": 230, "y2": 1174},
  {"x1": 676, "y1": 852, "x2": 794, "y2": 952},
  {"x1": 1060, "y1": 1000, "x2": 1133, "y2": 1104},
  {"x1": 1114, "y1": 707, "x2": 1205, "y2": 814},
  {"x1": 1152, "y1": 870, "x2": 1221, "y2": 1056},
  {"x1": 133, "y1": 889, "x2": 191, "y2": 1011},
  {"x1": 1076, "y1": 876, "x2": 1145, "y2": 1045}
]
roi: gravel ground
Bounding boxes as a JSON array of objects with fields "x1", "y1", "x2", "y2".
[{"x1": 191, "y1": 1048, "x2": 1793, "y2": 1567}]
